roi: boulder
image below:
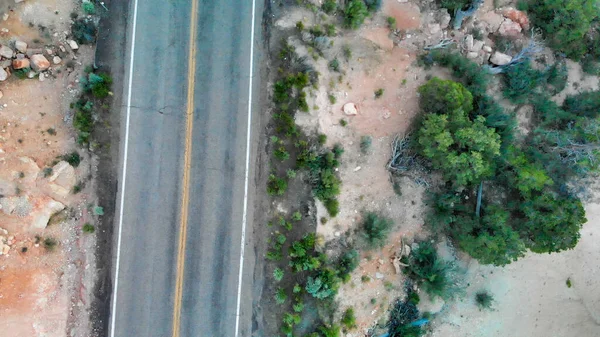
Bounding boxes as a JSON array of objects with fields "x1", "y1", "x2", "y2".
[
  {"x1": 48, "y1": 161, "x2": 76, "y2": 190},
  {"x1": 31, "y1": 198, "x2": 65, "y2": 229},
  {"x1": 0, "y1": 67, "x2": 8, "y2": 81},
  {"x1": 503, "y1": 8, "x2": 529, "y2": 30},
  {"x1": 480, "y1": 11, "x2": 504, "y2": 32},
  {"x1": 428, "y1": 23, "x2": 441, "y2": 35},
  {"x1": 490, "y1": 51, "x2": 512, "y2": 65},
  {"x1": 14, "y1": 40, "x2": 27, "y2": 53},
  {"x1": 30, "y1": 54, "x2": 50, "y2": 72},
  {"x1": 0, "y1": 45, "x2": 13, "y2": 59},
  {"x1": 483, "y1": 45, "x2": 493, "y2": 53},
  {"x1": 0, "y1": 59, "x2": 10, "y2": 68},
  {"x1": 52, "y1": 56, "x2": 61, "y2": 64},
  {"x1": 343, "y1": 102, "x2": 358, "y2": 116},
  {"x1": 464, "y1": 34, "x2": 474, "y2": 51},
  {"x1": 67, "y1": 40, "x2": 79, "y2": 50},
  {"x1": 472, "y1": 40, "x2": 484, "y2": 51},
  {"x1": 437, "y1": 10, "x2": 451, "y2": 29},
  {"x1": 12, "y1": 58, "x2": 30, "y2": 69},
  {"x1": 467, "y1": 51, "x2": 479, "y2": 59},
  {"x1": 498, "y1": 18, "x2": 522, "y2": 36}
]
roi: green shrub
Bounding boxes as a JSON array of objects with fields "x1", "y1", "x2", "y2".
[
  {"x1": 528, "y1": 0, "x2": 597, "y2": 59},
  {"x1": 563, "y1": 90, "x2": 600, "y2": 118},
  {"x1": 43, "y1": 237, "x2": 58, "y2": 251},
  {"x1": 322, "y1": 0, "x2": 337, "y2": 14},
  {"x1": 82, "y1": 2, "x2": 95, "y2": 15},
  {"x1": 273, "y1": 267, "x2": 284, "y2": 282},
  {"x1": 318, "y1": 133, "x2": 328, "y2": 145},
  {"x1": 88, "y1": 72, "x2": 113, "y2": 98},
  {"x1": 360, "y1": 135, "x2": 372, "y2": 154},
  {"x1": 337, "y1": 249, "x2": 359, "y2": 278},
  {"x1": 388, "y1": 293, "x2": 425, "y2": 337},
  {"x1": 546, "y1": 60, "x2": 568, "y2": 93},
  {"x1": 71, "y1": 18, "x2": 97, "y2": 44},
  {"x1": 438, "y1": 0, "x2": 471, "y2": 13},
  {"x1": 475, "y1": 290, "x2": 494, "y2": 309},
  {"x1": 374, "y1": 88, "x2": 384, "y2": 98},
  {"x1": 387, "y1": 16, "x2": 397, "y2": 29},
  {"x1": 306, "y1": 267, "x2": 340, "y2": 299},
  {"x1": 274, "y1": 146, "x2": 290, "y2": 161},
  {"x1": 361, "y1": 212, "x2": 393, "y2": 248},
  {"x1": 14, "y1": 67, "x2": 31, "y2": 79},
  {"x1": 267, "y1": 174, "x2": 287, "y2": 196},
  {"x1": 324, "y1": 198, "x2": 339, "y2": 217},
  {"x1": 417, "y1": 79, "x2": 501, "y2": 187},
  {"x1": 364, "y1": 0, "x2": 382, "y2": 12},
  {"x1": 503, "y1": 61, "x2": 544, "y2": 103},
  {"x1": 581, "y1": 55, "x2": 600, "y2": 75},
  {"x1": 341, "y1": 307, "x2": 357, "y2": 329},
  {"x1": 83, "y1": 223, "x2": 95, "y2": 233},
  {"x1": 286, "y1": 169, "x2": 297, "y2": 179},
  {"x1": 329, "y1": 58, "x2": 341, "y2": 72},
  {"x1": 404, "y1": 241, "x2": 454, "y2": 299},
  {"x1": 63, "y1": 151, "x2": 82, "y2": 167},
  {"x1": 344, "y1": 0, "x2": 369, "y2": 29},
  {"x1": 275, "y1": 287, "x2": 287, "y2": 304}
]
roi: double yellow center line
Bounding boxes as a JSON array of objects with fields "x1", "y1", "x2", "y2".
[{"x1": 171, "y1": 0, "x2": 199, "y2": 335}]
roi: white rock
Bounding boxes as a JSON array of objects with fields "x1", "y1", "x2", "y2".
[
  {"x1": 2, "y1": 13, "x2": 9, "y2": 21},
  {"x1": 375, "y1": 272, "x2": 384, "y2": 279},
  {"x1": 464, "y1": 34, "x2": 474, "y2": 51},
  {"x1": 490, "y1": 51, "x2": 512, "y2": 65},
  {"x1": 0, "y1": 90, "x2": 3, "y2": 99},
  {"x1": 38, "y1": 73, "x2": 45, "y2": 82},
  {"x1": 30, "y1": 54, "x2": 50, "y2": 72},
  {"x1": 14, "y1": 40, "x2": 27, "y2": 53},
  {"x1": 31, "y1": 199, "x2": 65, "y2": 229},
  {"x1": 0, "y1": 68, "x2": 7, "y2": 82},
  {"x1": 0, "y1": 45, "x2": 13, "y2": 59},
  {"x1": 483, "y1": 45, "x2": 493, "y2": 53},
  {"x1": 428, "y1": 23, "x2": 441, "y2": 35},
  {"x1": 353, "y1": 166, "x2": 362, "y2": 172},
  {"x1": 343, "y1": 102, "x2": 358, "y2": 116},
  {"x1": 52, "y1": 56, "x2": 62, "y2": 64},
  {"x1": 438, "y1": 10, "x2": 451, "y2": 29},
  {"x1": 48, "y1": 161, "x2": 76, "y2": 190},
  {"x1": 467, "y1": 51, "x2": 479, "y2": 59},
  {"x1": 68, "y1": 40, "x2": 79, "y2": 50},
  {"x1": 472, "y1": 40, "x2": 484, "y2": 51}
]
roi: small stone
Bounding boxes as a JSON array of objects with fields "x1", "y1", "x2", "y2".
[
  {"x1": 428, "y1": 23, "x2": 441, "y2": 35},
  {"x1": 353, "y1": 166, "x2": 362, "y2": 172},
  {"x1": 46, "y1": 48, "x2": 54, "y2": 55},
  {"x1": 472, "y1": 40, "x2": 484, "y2": 51},
  {"x1": 59, "y1": 45, "x2": 66, "y2": 53},
  {"x1": 483, "y1": 45, "x2": 493, "y2": 53},
  {"x1": 2, "y1": 13, "x2": 8, "y2": 21},
  {"x1": 38, "y1": 73, "x2": 45, "y2": 82},
  {"x1": 375, "y1": 272, "x2": 384, "y2": 279},
  {"x1": 67, "y1": 40, "x2": 79, "y2": 50},
  {"x1": 0, "y1": 45, "x2": 13, "y2": 59},
  {"x1": 27, "y1": 71, "x2": 36, "y2": 79},
  {"x1": 334, "y1": 231, "x2": 341, "y2": 237},
  {"x1": 52, "y1": 56, "x2": 62, "y2": 64},
  {"x1": 0, "y1": 68, "x2": 8, "y2": 81},
  {"x1": 14, "y1": 40, "x2": 27, "y2": 53}
]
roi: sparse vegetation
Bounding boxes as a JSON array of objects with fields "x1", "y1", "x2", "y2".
[
  {"x1": 386, "y1": 16, "x2": 397, "y2": 30},
  {"x1": 403, "y1": 241, "x2": 457, "y2": 299},
  {"x1": 475, "y1": 290, "x2": 494, "y2": 309},
  {"x1": 374, "y1": 88, "x2": 384, "y2": 98},
  {"x1": 82, "y1": 223, "x2": 95, "y2": 234},
  {"x1": 360, "y1": 212, "x2": 393, "y2": 248},
  {"x1": 341, "y1": 307, "x2": 357, "y2": 329},
  {"x1": 360, "y1": 135, "x2": 372, "y2": 154}
]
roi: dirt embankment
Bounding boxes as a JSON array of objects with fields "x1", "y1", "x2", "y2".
[
  {"x1": 0, "y1": 1, "x2": 114, "y2": 336},
  {"x1": 257, "y1": 0, "x2": 600, "y2": 336}
]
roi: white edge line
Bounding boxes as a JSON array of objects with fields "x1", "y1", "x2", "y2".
[
  {"x1": 235, "y1": 0, "x2": 257, "y2": 335},
  {"x1": 109, "y1": 0, "x2": 139, "y2": 336}
]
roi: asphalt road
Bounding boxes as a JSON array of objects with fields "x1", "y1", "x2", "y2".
[{"x1": 110, "y1": 0, "x2": 261, "y2": 336}]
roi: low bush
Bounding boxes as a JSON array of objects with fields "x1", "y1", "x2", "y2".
[
  {"x1": 341, "y1": 307, "x2": 357, "y2": 329},
  {"x1": 502, "y1": 61, "x2": 544, "y2": 103},
  {"x1": 360, "y1": 135, "x2": 372, "y2": 154},
  {"x1": 344, "y1": 0, "x2": 369, "y2": 29},
  {"x1": 404, "y1": 241, "x2": 455, "y2": 299},
  {"x1": 63, "y1": 151, "x2": 82, "y2": 167},
  {"x1": 360, "y1": 212, "x2": 393, "y2": 248},
  {"x1": 322, "y1": 0, "x2": 337, "y2": 14},
  {"x1": 267, "y1": 174, "x2": 288, "y2": 196},
  {"x1": 475, "y1": 290, "x2": 494, "y2": 309},
  {"x1": 563, "y1": 90, "x2": 600, "y2": 118},
  {"x1": 83, "y1": 223, "x2": 95, "y2": 233},
  {"x1": 71, "y1": 17, "x2": 97, "y2": 44}
]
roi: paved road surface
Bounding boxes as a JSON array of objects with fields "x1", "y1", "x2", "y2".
[{"x1": 109, "y1": 0, "x2": 261, "y2": 336}]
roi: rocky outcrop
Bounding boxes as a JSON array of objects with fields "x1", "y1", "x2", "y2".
[
  {"x1": 498, "y1": 18, "x2": 522, "y2": 36},
  {"x1": 0, "y1": 45, "x2": 13, "y2": 59},
  {"x1": 14, "y1": 40, "x2": 27, "y2": 53},
  {"x1": 31, "y1": 198, "x2": 65, "y2": 229},
  {"x1": 503, "y1": 8, "x2": 529, "y2": 30}
]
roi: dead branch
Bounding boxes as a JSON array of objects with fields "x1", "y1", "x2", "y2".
[
  {"x1": 453, "y1": 0, "x2": 484, "y2": 30},
  {"x1": 424, "y1": 38, "x2": 455, "y2": 50},
  {"x1": 485, "y1": 30, "x2": 545, "y2": 74}
]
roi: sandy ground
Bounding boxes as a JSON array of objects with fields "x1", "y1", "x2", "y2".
[
  {"x1": 278, "y1": 0, "x2": 600, "y2": 336},
  {"x1": 0, "y1": 1, "x2": 99, "y2": 336}
]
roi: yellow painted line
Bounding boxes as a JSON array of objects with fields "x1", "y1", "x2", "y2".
[{"x1": 172, "y1": 0, "x2": 199, "y2": 336}]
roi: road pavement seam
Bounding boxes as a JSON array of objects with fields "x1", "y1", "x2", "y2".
[
  {"x1": 171, "y1": 0, "x2": 200, "y2": 336},
  {"x1": 235, "y1": 0, "x2": 257, "y2": 335},
  {"x1": 109, "y1": 0, "x2": 139, "y2": 335}
]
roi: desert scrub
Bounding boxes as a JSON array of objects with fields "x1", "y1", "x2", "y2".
[
  {"x1": 374, "y1": 88, "x2": 384, "y2": 98},
  {"x1": 475, "y1": 290, "x2": 494, "y2": 309},
  {"x1": 82, "y1": 223, "x2": 95, "y2": 233},
  {"x1": 360, "y1": 135, "x2": 372, "y2": 154},
  {"x1": 341, "y1": 307, "x2": 357, "y2": 329},
  {"x1": 387, "y1": 16, "x2": 397, "y2": 29},
  {"x1": 267, "y1": 174, "x2": 287, "y2": 196},
  {"x1": 403, "y1": 241, "x2": 457, "y2": 299},
  {"x1": 360, "y1": 212, "x2": 393, "y2": 248}
]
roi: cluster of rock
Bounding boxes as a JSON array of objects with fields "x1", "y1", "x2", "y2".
[
  {"x1": 0, "y1": 39, "x2": 78, "y2": 82},
  {"x1": 0, "y1": 227, "x2": 13, "y2": 256},
  {"x1": 462, "y1": 7, "x2": 530, "y2": 66},
  {"x1": 0, "y1": 158, "x2": 76, "y2": 232}
]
